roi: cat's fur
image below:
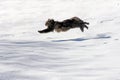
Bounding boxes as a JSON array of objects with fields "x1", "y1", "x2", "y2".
[{"x1": 38, "y1": 17, "x2": 89, "y2": 33}]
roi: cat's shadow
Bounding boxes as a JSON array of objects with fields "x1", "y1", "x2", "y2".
[{"x1": 52, "y1": 33, "x2": 111, "y2": 42}]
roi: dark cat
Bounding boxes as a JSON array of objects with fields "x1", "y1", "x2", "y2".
[{"x1": 38, "y1": 17, "x2": 89, "y2": 33}]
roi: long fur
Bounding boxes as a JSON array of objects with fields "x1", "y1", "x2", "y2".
[{"x1": 38, "y1": 17, "x2": 89, "y2": 33}]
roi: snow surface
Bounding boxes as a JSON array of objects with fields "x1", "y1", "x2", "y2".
[{"x1": 0, "y1": 0, "x2": 120, "y2": 80}]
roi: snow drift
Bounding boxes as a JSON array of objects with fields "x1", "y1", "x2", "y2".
[{"x1": 0, "y1": 0, "x2": 120, "y2": 80}]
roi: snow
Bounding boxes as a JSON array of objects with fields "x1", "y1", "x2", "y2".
[{"x1": 0, "y1": 0, "x2": 120, "y2": 80}]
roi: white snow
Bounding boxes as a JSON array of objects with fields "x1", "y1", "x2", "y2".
[{"x1": 0, "y1": 0, "x2": 120, "y2": 80}]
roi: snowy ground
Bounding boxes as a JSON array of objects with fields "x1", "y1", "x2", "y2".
[{"x1": 0, "y1": 0, "x2": 120, "y2": 80}]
